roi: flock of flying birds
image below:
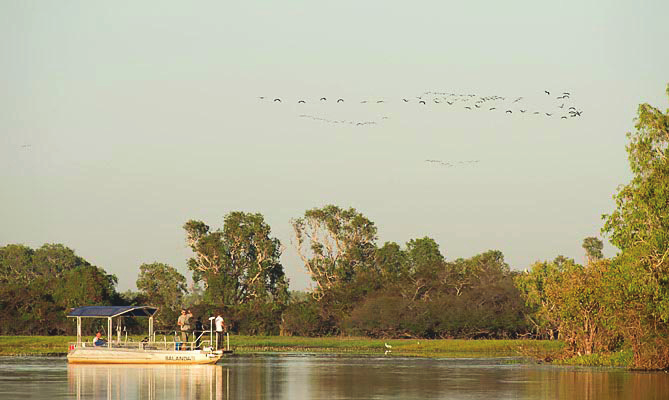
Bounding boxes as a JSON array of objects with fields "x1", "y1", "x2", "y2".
[
  {"x1": 261, "y1": 89, "x2": 583, "y2": 119},
  {"x1": 425, "y1": 159, "x2": 481, "y2": 168},
  {"x1": 260, "y1": 89, "x2": 584, "y2": 169}
]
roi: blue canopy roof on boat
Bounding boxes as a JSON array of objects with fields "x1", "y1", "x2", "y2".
[{"x1": 67, "y1": 306, "x2": 159, "y2": 318}]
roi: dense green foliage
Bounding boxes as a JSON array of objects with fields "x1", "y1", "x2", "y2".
[
  {"x1": 599, "y1": 84, "x2": 669, "y2": 369},
  {"x1": 0, "y1": 244, "x2": 119, "y2": 335},
  {"x1": 285, "y1": 207, "x2": 529, "y2": 338},
  {"x1": 135, "y1": 262, "x2": 187, "y2": 329},
  {"x1": 516, "y1": 256, "x2": 620, "y2": 356},
  {"x1": 514, "y1": 84, "x2": 669, "y2": 369}
]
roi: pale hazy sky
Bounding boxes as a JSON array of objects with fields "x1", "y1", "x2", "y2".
[{"x1": 1, "y1": 1, "x2": 668, "y2": 291}]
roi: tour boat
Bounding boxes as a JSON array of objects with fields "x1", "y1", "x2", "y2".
[{"x1": 67, "y1": 306, "x2": 228, "y2": 364}]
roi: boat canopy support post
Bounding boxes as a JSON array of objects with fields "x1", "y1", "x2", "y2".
[
  {"x1": 76, "y1": 317, "x2": 82, "y2": 345},
  {"x1": 108, "y1": 317, "x2": 112, "y2": 348},
  {"x1": 209, "y1": 317, "x2": 214, "y2": 350},
  {"x1": 149, "y1": 316, "x2": 154, "y2": 341},
  {"x1": 116, "y1": 318, "x2": 121, "y2": 343}
]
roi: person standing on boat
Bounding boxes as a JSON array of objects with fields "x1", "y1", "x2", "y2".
[
  {"x1": 177, "y1": 309, "x2": 191, "y2": 348},
  {"x1": 215, "y1": 312, "x2": 226, "y2": 350}
]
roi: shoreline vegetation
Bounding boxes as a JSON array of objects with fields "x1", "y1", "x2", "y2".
[
  {"x1": 0, "y1": 336, "x2": 629, "y2": 367},
  {"x1": 2, "y1": 85, "x2": 667, "y2": 371}
]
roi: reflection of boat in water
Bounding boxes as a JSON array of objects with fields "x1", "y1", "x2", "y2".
[
  {"x1": 67, "y1": 306, "x2": 227, "y2": 364},
  {"x1": 68, "y1": 363, "x2": 230, "y2": 400}
]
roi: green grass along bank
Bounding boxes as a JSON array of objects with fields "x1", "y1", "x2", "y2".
[{"x1": 1, "y1": 335, "x2": 631, "y2": 366}]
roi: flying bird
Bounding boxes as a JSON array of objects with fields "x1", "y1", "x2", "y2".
[
  {"x1": 520, "y1": 110, "x2": 527, "y2": 113},
  {"x1": 544, "y1": 90, "x2": 550, "y2": 95},
  {"x1": 273, "y1": 98, "x2": 281, "y2": 102},
  {"x1": 506, "y1": 110, "x2": 512, "y2": 114},
  {"x1": 298, "y1": 100, "x2": 306, "y2": 104},
  {"x1": 337, "y1": 98, "x2": 344, "y2": 103},
  {"x1": 320, "y1": 97, "x2": 327, "y2": 101},
  {"x1": 419, "y1": 100, "x2": 426, "y2": 105}
]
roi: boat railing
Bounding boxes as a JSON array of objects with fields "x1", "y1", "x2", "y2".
[{"x1": 68, "y1": 330, "x2": 214, "y2": 352}]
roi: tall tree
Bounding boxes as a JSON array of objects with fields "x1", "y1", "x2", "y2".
[
  {"x1": 183, "y1": 220, "x2": 226, "y2": 283},
  {"x1": 405, "y1": 237, "x2": 445, "y2": 301},
  {"x1": 292, "y1": 205, "x2": 377, "y2": 297},
  {"x1": 136, "y1": 262, "x2": 187, "y2": 328},
  {"x1": 582, "y1": 237, "x2": 604, "y2": 264},
  {"x1": 184, "y1": 212, "x2": 289, "y2": 306},
  {"x1": 602, "y1": 83, "x2": 669, "y2": 369}
]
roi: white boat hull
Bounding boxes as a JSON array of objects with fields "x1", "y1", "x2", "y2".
[{"x1": 68, "y1": 347, "x2": 223, "y2": 364}]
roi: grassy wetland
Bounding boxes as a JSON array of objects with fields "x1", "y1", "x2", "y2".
[{"x1": 0, "y1": 335, "x2": 564, "y2": 360}]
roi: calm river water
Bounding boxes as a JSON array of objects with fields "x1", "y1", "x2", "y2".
[{"x1": 0, "y1": 355, "x2": 667, "y2": 399}]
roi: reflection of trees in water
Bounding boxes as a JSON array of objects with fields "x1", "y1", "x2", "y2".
[
  {"x1": 277, "y1": 357, "x2": 669, "y2": 400},
  {"x1": 524, "y1": 368, "x2": 669, "y2": 400},
  {"x1": 66, "y1": 357, "x2": 669, "y2": 400},
  {"x1": 308, "y1": 359, "x2": 520, "y2": 399},
  {"x1": 67, "y1": 364, "x2": 231, "y2": 400}
]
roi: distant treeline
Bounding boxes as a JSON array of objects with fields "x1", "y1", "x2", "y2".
[
  {"x1": 1, "y1": 83, "x2": 668, "y2": 369},
  {"x1": 0, "y1": 243, "x2": 119, "y2": 335}
]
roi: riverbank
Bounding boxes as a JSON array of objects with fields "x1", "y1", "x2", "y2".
[
  {"x1": 3, "y1": 335, "x2": 636, "y2": 367},
  {"x1": 0, "y1": 335, "x2": 565, "y2": 359}
]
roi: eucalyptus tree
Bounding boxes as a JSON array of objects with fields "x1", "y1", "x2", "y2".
[
  {"x1": 292, "y1": 205, "x2": 377, "y2": 298},
  {"x1": 184, "y1": 212, "x2": 289, "y2": 306}
]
